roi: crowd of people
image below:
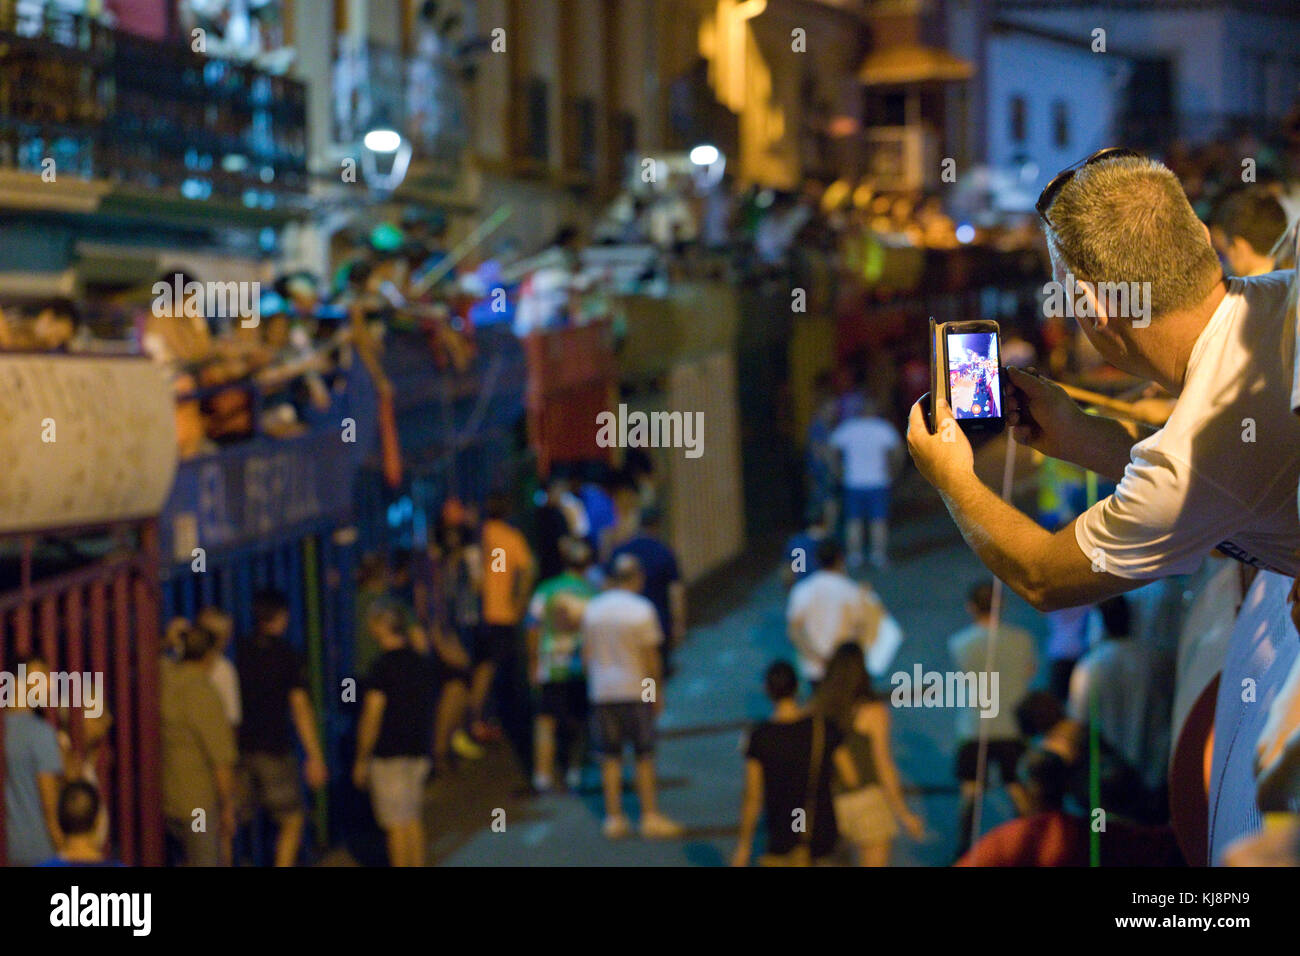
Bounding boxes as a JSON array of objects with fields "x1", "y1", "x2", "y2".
[
  {"x1": 756, "y1": 487, "x2": 1194, "y2": 866},
  {"x1": 0, "y1": 209, "x2": 497, "y2": 460},
  {"x1": 141, "y1": 460, "x2": 682, "y2": 866},
  {"x1": 7, "y1": 122, "x2": 1300, "y2": 867}
]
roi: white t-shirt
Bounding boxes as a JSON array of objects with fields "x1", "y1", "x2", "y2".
[
  {"x1": 581, "y1": 589, "x2": 663, "y2": 704},
  {"x1": 948, "y1": 621, "x2": 1038, "y2": 741},
  {"x1": 786, "y1": 569, "x2": 881, "y2": 680},
  {"x1": 1076, "y1": 271, "x2": 1300, "y2": 578},
  {"x1": 830, "y1": 416, "x2": 902, "y2": 489},
  {"x1": 209, "y1": 655, "x2": 242, "y2": 728}
]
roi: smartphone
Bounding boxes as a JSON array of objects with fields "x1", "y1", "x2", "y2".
[{"x1": 929, "y1": 318, "x2": 1005, "y2": 435}]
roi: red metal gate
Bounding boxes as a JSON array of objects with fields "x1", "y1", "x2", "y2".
[
  {"x1": 0, "y1": 522, "x2": 163, "y2": 866},
  {"x1": 525, "y1": 320, "x2": 618, "y2": 475}
]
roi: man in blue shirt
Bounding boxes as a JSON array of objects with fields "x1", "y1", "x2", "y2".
[
  {"x1": 608, "y1": 508, "x2": 684, "y2": 675},
  {"x1": 4, "y1": 655, "x2": 65, "y2": 865},
  {"x1": 579, "y1": 463, "x2": 618, "y2": 556}
]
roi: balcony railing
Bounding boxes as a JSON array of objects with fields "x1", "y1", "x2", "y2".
[{"x1": 0, "y1": 12, "x2": 308, "y2": 202}]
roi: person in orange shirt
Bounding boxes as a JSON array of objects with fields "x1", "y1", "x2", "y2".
[{"x1": 469, "y1": 492, "x2": 537, "y2": 748}]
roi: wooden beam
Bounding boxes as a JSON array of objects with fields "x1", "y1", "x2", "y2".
[{"x1": 1059, "y1": 382, "x2": 1171, "y2": 426}]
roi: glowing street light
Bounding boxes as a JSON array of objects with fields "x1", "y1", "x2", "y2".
[
  {"x1": 689, "y1": 144, "x2": 720, "y2": 167},
  {"x1": 689, "y1": 143, "x2": 725, "y2": 190},
  {"x1": 363, "y1": 127, "x2": 404, "y2": 153},
  {"x1": 361, "y1": 124, "x2": 412, "y2": 192}
]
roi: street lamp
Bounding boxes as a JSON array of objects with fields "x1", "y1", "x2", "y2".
[
  {"x1": 689, "y1": 143, "x2": 725, "y2": 191},
  {"x1": 689, "y1": 144, "x2": 720, "y2": 167},
  {"x1": 361, "y1": 123, "x2": 412, "y2": 192},
  {"x1": 363, "y1": 127, "x2": 404, "y2": 153}
]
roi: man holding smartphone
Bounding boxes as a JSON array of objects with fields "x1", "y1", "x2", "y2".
[{"x1": 907, "y1": 149, "x2": 1300, "y2": 610}]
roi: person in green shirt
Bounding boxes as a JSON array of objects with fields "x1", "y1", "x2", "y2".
[
  {"x1": 527, "y1": 537, "x2": 598, "y2": 792},
  {"x1": 354, "y1": 553, "x2": 391, "y2": 679}
]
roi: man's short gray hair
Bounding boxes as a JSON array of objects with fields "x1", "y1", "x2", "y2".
[{"x1": 1044, "y1": 155, "x2": 1221, "y2": 320}]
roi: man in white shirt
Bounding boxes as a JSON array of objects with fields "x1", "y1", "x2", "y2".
[
  {"x1": 581, "y1": 554, "x2": 683, "y2": 840},
  {"x1": 830, "y1": 395, "x2": 904, "y2": 568},
  {"x1": 907, "y1": 150, "x2": 1300, "y2": 611},
  {"x1": 786, "y1": 539, "x2": 884, "y2": 684}
]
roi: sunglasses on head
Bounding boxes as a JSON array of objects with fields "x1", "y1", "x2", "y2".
[{"x1": 1036, "y1": 146, "x2": 1143, "y2": 228}]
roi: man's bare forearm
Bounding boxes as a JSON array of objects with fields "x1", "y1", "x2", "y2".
[
  {"x1": 736, "y1": 795, "x2": 761, "y2": 850},
  {"x1": 290, "y1": 690, "x2": 325, "y2": 763},
  {"x1": 1059, "y1": 413, "x2": 1153, "y2": 484},
  {"x1": 214, "y1": 764, "x2": 236, "y2": 809},
  {"x1": 355, "y1": 695, "x2": 384, "y2": 764},
  {"x1": 937, "y1": 469, "x2": 1134, "y2": 611},
  {"x1": 938, "y1": 471, "x2": 1055, "y2": 607}
]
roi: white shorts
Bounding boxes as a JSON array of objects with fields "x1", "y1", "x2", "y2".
[{"x1": 370, "y1": 757, "x2": 431, "y2": 828}]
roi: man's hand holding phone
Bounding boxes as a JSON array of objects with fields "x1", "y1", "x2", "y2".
[
  {"x1": 1004, "y1": 366, "x2": 1089, "y2": 460},
  {"x1": 907, "y1": 392, "x2": 974, "y2": 488}
]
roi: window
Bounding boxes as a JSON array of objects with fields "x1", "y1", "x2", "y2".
[
  {"x1": 1052, "y1": 100, "x2": 1069, "y2": 148},
  {"x1": 1010, "y1": 95, "x2": 1027, "y2": 144},
  {"x1": 512, "y1": 76, "x2": 550, "y2": 165},
  {"x1": 611, "y1": 110, "x2": 637, "y2": 181},
  {"x1": 566, "y1": 96, "x2": 598, "y2": 177}
]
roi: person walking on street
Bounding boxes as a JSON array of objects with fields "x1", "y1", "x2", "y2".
[{"x1": 582, "y1": 554, "x2": 684, "y2": 840}]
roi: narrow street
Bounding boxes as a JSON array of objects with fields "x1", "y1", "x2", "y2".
[{"x1": 418, "y1": 472, "x2": 1048, "y2": 866}]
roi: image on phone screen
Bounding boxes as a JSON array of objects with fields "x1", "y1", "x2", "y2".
[{"x1": 946, "y1": 332, "x2": 1001, "y2": 420}]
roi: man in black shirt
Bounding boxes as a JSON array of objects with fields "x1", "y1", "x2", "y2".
[
  {"x1": 236, "y1": 589, "x2": 328, "y2": 867},
  {"x1": 353, "y1": 599, "x2": 439, "y2": 867},
  {"x1": 732, "y1": 660, "x2": 856, "y2": 866},
  {"x1": 533, "y1": 468, "x2": 581, "y2": 582}
]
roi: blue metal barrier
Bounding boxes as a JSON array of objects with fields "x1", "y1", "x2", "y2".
[{"x1": 153, "y1": 326, "x2": 526, "y2": 861}]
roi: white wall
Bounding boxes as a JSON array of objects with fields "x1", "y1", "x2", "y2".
[
  {"x1": 986, "y1": 32, "x2": 1125, "y2": 194},
  {"x1": 994, "y1": 6, "x2": 1300, "y2": 136},
  {"x1": 472, "y1": 0, "x2": 511, "y2": 164},
  {"x1": 288, "y1": 0, "x2": 336, "y2": 173}
]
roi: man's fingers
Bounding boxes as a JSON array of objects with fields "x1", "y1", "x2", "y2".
[
  {"x1": 1008, "y1": 365, "x2": 1061, "y2": 401},
  {"x1": 907, "y1": 398, "x2": 927, "y2": 435},
  {"x1": 1005, "y1": 365, "x2": 1040, "y2": 390}
]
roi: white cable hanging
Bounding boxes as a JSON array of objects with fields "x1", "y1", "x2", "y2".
[{"x1": 969, "y1": 431, "x2": 1020, "y2": 846}]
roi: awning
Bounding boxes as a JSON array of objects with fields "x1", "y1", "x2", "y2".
[{"x1": 857, "y1": 43, "x2": 974, "y2": 86}]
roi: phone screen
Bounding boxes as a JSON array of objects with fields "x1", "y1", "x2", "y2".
[{"x1": 946, "y1": 331, "x2": 1002, "y2": 420}]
